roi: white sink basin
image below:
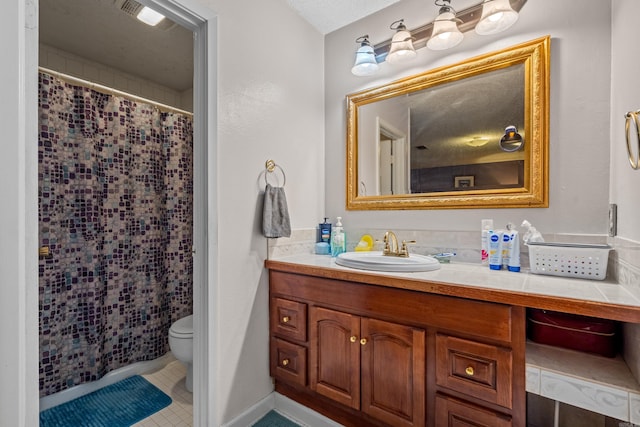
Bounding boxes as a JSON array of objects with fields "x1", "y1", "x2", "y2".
[{"x1": 335, "y1": 251, "x2": 441, "y2": 273}]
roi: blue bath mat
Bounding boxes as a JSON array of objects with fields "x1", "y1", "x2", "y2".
[
  {"x1": 39, "y1": 375, "x2": 172, "y2": 427},
  {"x1": 252, "y1": 410, "x2": 301, "y2": 427}
]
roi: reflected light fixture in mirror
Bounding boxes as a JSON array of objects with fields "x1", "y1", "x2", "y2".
[
  {"x1": 475, "y1": 0, "x2": 519, "y2": 35},
  {"x1": 427, "y1": 0, "x2": 463, "y2": 51},
  {"x1": 351, "y1": 35, "x2": 380, "y2": 76},
  {"x1": 499, "y1": 125, "x2": 524, "y2": 151},
  {"x1": 386, "y1": 19, "x2": 417, "y2": 64}
]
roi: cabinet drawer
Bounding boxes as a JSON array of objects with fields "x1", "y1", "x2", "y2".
[
  {"x1": 271, "y1": 297, "x2": 307, "y2": 342},
  {"x1": 271, "y1": 338, "x2": 307, "y2": 387},
  {"x1": 436, "y1": 334, "x2": 513, "y2": 409},
  {"x1": 436, "y1": 394, "x2": 512, "y2": 427}
]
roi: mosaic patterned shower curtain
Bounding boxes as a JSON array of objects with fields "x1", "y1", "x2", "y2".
[{"x1": 38, "y1": 72, "x2": 193, "y2": 397}]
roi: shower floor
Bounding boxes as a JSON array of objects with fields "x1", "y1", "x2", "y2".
[{"x1": 133, "y1": 355, "x2": 193, "y2": 426}]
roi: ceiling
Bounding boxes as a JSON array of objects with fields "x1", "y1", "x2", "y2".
[
  {"x1": 284, "y1": 0, "x2": 399, "y2": 34},
  {"x1": 39, "y1": 0, "x2": 399, "y2": 92},
  {"x1": 39, "y1": 0, "x2": 194, "y2": 91}
]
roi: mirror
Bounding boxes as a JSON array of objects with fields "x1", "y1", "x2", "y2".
[{"x1": 346, "y1": 36, "x2": 550, "y2": 210}]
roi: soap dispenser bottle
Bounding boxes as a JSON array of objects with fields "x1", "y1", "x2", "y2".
[{"x1": 330, "y1": 217, "x2": 346, "y2": 257}]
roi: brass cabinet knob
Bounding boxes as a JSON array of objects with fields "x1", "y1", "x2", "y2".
[
  {"x1": 350, "y1": 335, "x2": 357, "y2": 343},
  {"x1": 465, "y1": 366, "x2": 475, "y2": 376},
  {"x1": 360, "y1": 338, "x2": 368, "y2": 345},
  {"x1": 281, "y1": 316, "x2": 290, "y2": 323},
  {"x1": 281, "y1": 358, "x2": 290, "y2": 366}
]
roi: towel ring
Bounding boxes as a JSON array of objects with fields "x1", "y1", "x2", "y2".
[
  {"x1": 625, "y1": 110, "x2": 640, "y2": 170},
  {"x1": 265, "y1": 159, "x2": 286, "y2": 186}
]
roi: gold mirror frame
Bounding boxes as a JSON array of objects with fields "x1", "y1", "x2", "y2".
[{"x1": 346, "y1": 36, "x2": 550, "y2": 210}]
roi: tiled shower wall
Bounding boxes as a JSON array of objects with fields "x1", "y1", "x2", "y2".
[{"x1": 39, "y1": 43, "x2": 193, "y2": 112}]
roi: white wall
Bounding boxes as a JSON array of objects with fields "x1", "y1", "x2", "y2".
[
  {"x1": 325, "y1": 0, "x2": 612, "y2": 236},
  {"x1": 610, "y1": 0, "x2": 640, "y2": 242},
  {"x1": 199, "y1": 0, "x2": 324, "y2": 424}
]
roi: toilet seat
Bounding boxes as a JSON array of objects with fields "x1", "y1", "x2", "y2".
[{"x1": 169, "y1": 314, "x2": 193, "y2": 338}]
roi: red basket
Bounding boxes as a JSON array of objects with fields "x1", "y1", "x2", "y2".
[{"x1": 527, "y1": 309, "x2": 619, "y2": 357}]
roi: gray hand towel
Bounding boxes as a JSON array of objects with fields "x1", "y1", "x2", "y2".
[{"x1": 263, "y1": 183, "x2": 291, "y2": 238}]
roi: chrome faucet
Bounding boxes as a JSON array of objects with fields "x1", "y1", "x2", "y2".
[{"x1": 383, "y1": 231, "x2": 416, "y2": 257}]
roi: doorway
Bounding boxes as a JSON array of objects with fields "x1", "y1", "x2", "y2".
[
  {"x1": 377, "y1": 117, "x2": 409, "y2": 195},
  {"x1": 31, "y1": 0, "x2": 215, "y2": 425}
]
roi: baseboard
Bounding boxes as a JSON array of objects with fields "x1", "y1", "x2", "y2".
[
  {"x1": 220, "y1": 393, "x2": 275, "y2": 427},
  {"x1": 39, "y1": 352, "x2": 175, "y2": 411},
  {"x1": 274, "y1": 393, "x2": 344, "y2": 427},
  {"x1": 222, "y1": 392, "x2": 343, "y2": 427}
]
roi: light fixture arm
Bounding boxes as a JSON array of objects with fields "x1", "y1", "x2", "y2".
[
  {"x1": 434, "y1": 0, "x2": 456, "y2": 15},
  {"x1": 390, "y1": 19, "x2": 408, "y2": 31},
  {"x1": 374, "y1": 0, "x2": 527, "y2": 62},
  {"x1": 355, "y1": 35, "x2": 372, "y2": 46}
]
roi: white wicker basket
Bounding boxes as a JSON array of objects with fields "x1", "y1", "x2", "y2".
[{"x1": 527, "y1": 242, "x2": 612, "y2": 280}]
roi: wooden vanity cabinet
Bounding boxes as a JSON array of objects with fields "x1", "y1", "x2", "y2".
[{"x1": 269, "y1": 270, "x2": 526, "y2": 427}]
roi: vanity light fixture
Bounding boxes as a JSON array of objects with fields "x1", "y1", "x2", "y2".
[
  {"x1": 351, "y1": 35, "x2": 380, "y2": 76},
  {"x1": 427, "y1": 0, "x2": 463, "y2": 51},
  {"x1": 386, "y1": 20, "x2": 417, "y2": 64},
  {"x1": 350, "y1": 0, "x2": 526, "y2": 76},
  {"x1": 475, "y1": 0, "x2": 519, "y2": 35}
]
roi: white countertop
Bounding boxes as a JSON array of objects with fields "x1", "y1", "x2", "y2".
[{"x1": 267, "y1": 253, "x2": 640, "y2": 312}]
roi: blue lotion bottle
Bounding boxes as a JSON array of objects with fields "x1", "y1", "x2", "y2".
[
  {"x1": 488, "y1": 230, "x2": 503, "y2": 270},
  {"x1": 330, "y1": 217, "x2": 346, "y2": 257}
]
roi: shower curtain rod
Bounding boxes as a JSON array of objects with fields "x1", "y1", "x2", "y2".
[{"x1": 39, "y1": 67, "x2": 193, "y2": 117}]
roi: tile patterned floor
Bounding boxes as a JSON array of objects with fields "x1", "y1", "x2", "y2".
[{"x1": 132, "y1": 355, "x2": 193, "y2": 427}]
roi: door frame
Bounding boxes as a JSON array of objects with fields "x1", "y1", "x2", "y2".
[
  {"x1": 376, "y1": 117, "x2": 409, "y2": 195},
  {"x1": 21, "y1": 0, "x2": 219, "y2": 424}
]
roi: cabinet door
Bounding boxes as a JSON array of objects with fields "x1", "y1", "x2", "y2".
[
  {"x1": 310, "y1": 306, "x2": 361, "y2": 409},
  {"x1": 361, "y1": 318, "x2": 426, "y2": 427},
  {"x1": 435, "y1": 395, "x2": 512, "y2": 427}
]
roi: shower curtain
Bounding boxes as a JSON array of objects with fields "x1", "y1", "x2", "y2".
[{"x1": 38, "y1": 72, "x2": 193, "y2": 397}]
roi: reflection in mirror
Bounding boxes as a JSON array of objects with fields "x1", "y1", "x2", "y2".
[
  {"x1": 499, "y1": 125, "x2": 524, "y2": 152},
  {"x1": 346, "y1": 36, "x2": 550, "y2": 210}
]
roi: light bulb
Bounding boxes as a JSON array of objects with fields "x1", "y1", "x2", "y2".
[
  {"x1": 427, "y1": 10, "x2": 463, "y2": 50},
  {"x1": 476, "y1": 0, "x2": 518, "y2": 35}
]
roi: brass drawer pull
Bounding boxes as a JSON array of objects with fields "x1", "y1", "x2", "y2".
[
  {"x1": 350, "y1": 335, "x2": 358, "y2": 343},
  {"x1": 360, "y1": 338, "x2": 368, "y2": 345},
  {"x1": 465, "y1": 366, "x2": 475, "y2": 376},
  {"x1": 281, "y1": 358, "x2": 290, "y2": 366},
  {"x1": 281, "y1": 316, "x2": 290, "y2": 323}
]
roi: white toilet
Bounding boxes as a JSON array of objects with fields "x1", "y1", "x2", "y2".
[{"x1": 169, "y1": 314, "x2": 193, "y2": 392}]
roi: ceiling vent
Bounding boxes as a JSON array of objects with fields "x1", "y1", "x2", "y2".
[{"x1": 114, "y1": 0, "x2": 177, "y2": 31}]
